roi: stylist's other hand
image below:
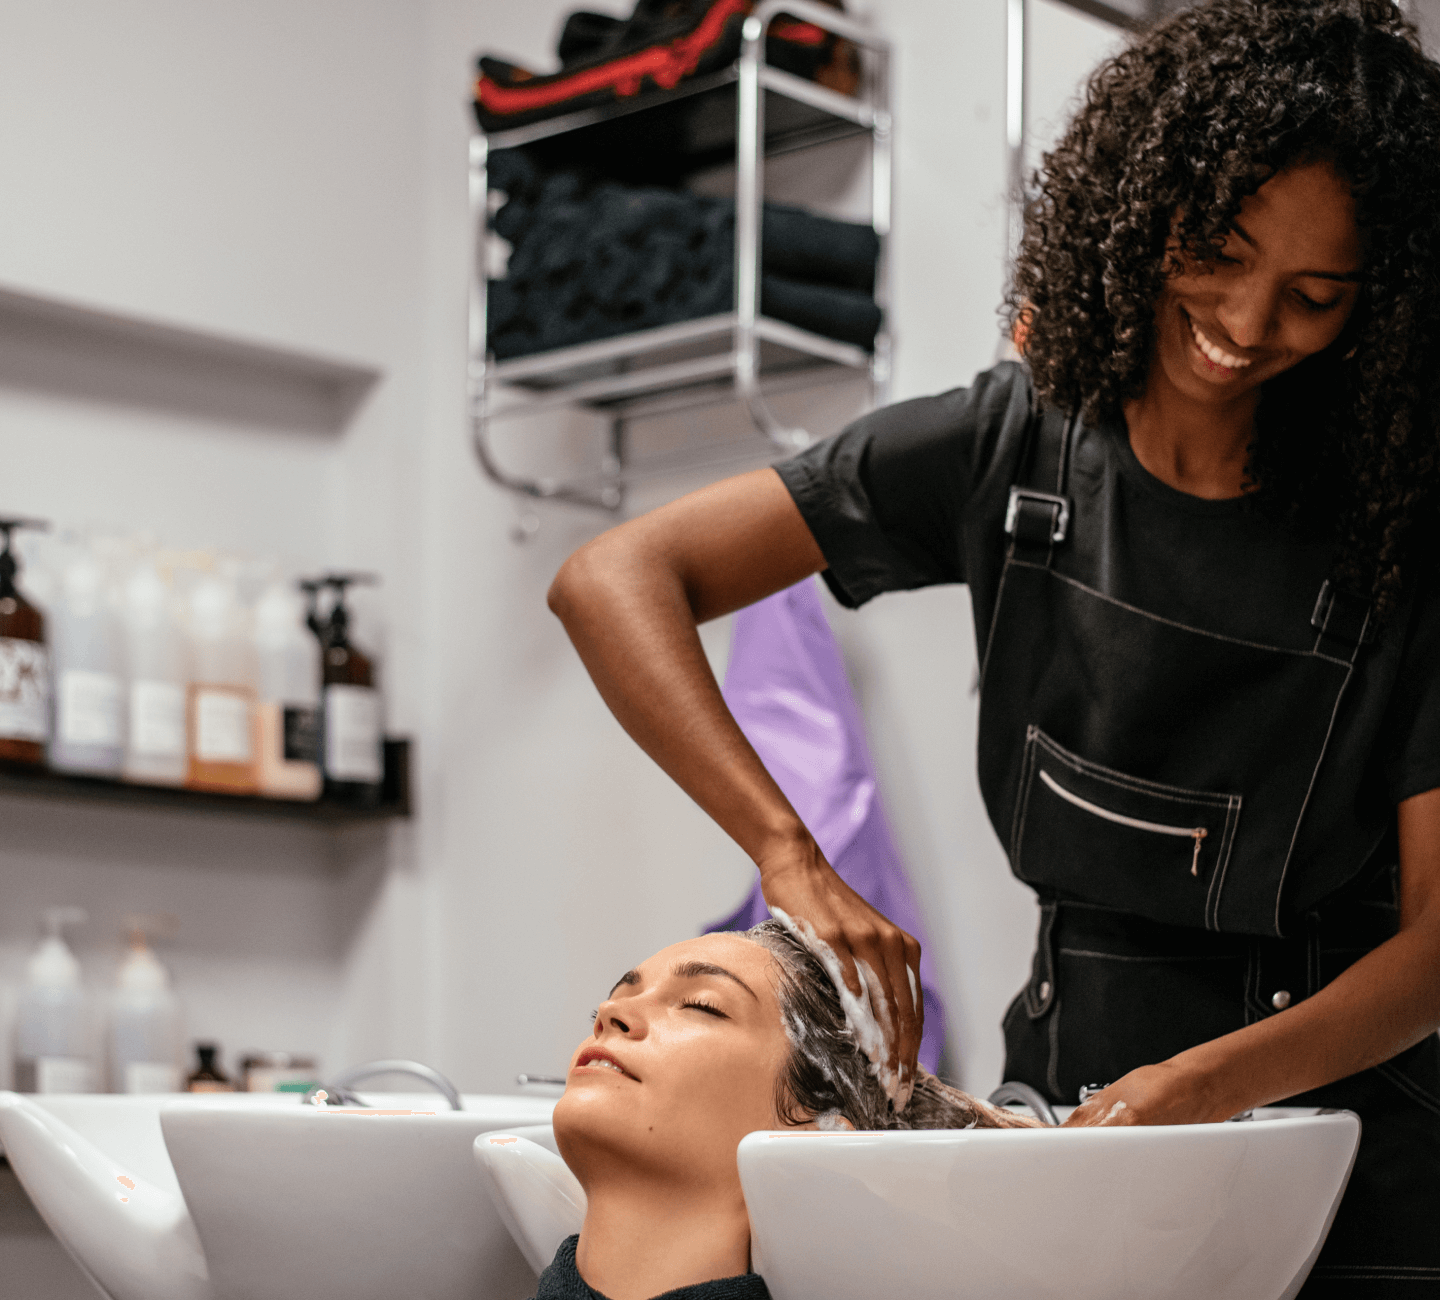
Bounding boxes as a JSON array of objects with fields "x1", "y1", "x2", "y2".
[
  {"x1": 760, "y1": 839, "x2": 923, "y2": 1110},
  {"x1": 1061, "y1": 1060, "x2": 1223, "y2": 1128}
]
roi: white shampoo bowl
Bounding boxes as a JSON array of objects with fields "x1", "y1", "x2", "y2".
[
  {"x1": 0, "y1": 1090, "x2": 557, "y2": 1300},
  {"x1": 738, "y1": 1107, "x2": 1361, "y2": 1300},
  {"x1": 474, "y1": 1126, "x2": 587, "y2": 1274}
]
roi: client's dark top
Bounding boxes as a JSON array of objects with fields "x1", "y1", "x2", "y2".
[{"x1": 533, "y1": 1236, "x2": 771, "y2": 1300}]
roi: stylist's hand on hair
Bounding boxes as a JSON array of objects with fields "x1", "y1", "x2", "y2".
[{"x1": 760, "y1": 835, "x2": 924, "y2": 1108}]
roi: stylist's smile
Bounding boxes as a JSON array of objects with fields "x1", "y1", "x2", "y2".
[{"x1": 1182, "y1": 307, "x2": 1254, "y2": 374}]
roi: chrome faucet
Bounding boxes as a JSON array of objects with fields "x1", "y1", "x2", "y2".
[{"x1": 303, "y1": 1059, "x2": 463, "y2": 1111}]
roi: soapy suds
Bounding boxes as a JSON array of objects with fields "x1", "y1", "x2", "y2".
[
  {"x1": 1101, "y1": 1100, "x2": 1129, "y2": 1125},
  {"x1": 815, "y1": 1109, "x2": 848, "y2": 1131},
  {"x1": 770, "y1": 907, "x2": 913, "y2": 1111}
]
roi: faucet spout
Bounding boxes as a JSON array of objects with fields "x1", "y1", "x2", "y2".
[
  {"x1": 304, "y1": 1060, "x2": 464, "y2": 1111},
  {"x1": 0, "y1": 1092, "x2": 211, "y2": 1300}
]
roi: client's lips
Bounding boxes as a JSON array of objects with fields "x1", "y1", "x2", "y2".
[{"x1": 574, "y1": 1046, "x2": 638, "y2": 1080}]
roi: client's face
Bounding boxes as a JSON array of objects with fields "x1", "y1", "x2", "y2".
[{"x1": 552, "y1": 933, "x2": 789, "y2": 1193}]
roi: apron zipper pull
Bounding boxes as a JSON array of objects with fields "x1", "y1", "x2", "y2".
[{"x1": 1191, "y1": 828, "x2": 1208, "y2": 876}]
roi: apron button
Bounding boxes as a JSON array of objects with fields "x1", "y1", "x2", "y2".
[
  {"x1": 1271, "y1": 990, "x2": 1292, "y2": 1010},
  {"x1": 1039, "y1": 980, "x2": 1051, "y2": 1001}
]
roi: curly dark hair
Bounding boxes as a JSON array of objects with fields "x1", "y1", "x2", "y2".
[{"x1": 1008, "y1": 0, "x2": 1440, "y2": 620}]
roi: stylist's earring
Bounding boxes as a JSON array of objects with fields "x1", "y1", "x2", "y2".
[{"x1": 1344, "y1": 346, "x2": 1357, "y2": 359}]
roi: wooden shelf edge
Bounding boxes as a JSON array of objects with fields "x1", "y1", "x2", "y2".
[{"x1": 0, "y1": 739, "x2": 412, "y2": 827}]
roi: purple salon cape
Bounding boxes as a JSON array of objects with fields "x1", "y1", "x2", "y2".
[{"x1": 704, "y1": 578, "x2": 946, "y2": 1072}]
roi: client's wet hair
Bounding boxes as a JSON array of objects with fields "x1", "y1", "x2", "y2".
[{"x1": 743, "y1": 920, "x2": 1039, "y2": 1131}]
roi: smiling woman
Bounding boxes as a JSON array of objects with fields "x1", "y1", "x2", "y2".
[{"x1": 541, "y1": 924, "x2": 1035, "y2": 1300}]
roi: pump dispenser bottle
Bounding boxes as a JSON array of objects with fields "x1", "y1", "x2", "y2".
[
  {"x1": 0, "y1": 518, "x2": 51, "y2": 765},
  {"x1": 50, "y1": 540, "x2": 125, "y2": 776},
  {"x1": 186, "y1": 574, "x2": 257, "y2": 793},
  {"x1": 122, "y1": 560, "x2": 188, "y2": 786},
  {"x1": 14, "y1": 907, "x2": 95, "y2": 1093},
  {"x1": 109, "y1": 920, "x2": 182, "y2": 1093},
  {"x1": 307, "y1": 574, "x2": 383, "y2": 804},
  {"x1": 254, "y1": 581, "x2": 322, "y2": 800}
]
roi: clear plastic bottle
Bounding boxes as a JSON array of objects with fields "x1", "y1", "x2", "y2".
[
  {"x1": 122, "y1": 560, "x2": 189, "y2": 786},
  {"x1": 254, "y1": 582, "x2": 322, "y2": 800},
  {"x1": 14, "y1": 907, "x2": 95, "y2": 1094},
  {"x1": 109, "y1": 923, "x2": 182, "y2": 1093},
  {"x1": 49, "y1": 541, "x2": 124, "y2": 776},
  {"x1": 185, "y1": 574, "x2": 257, "y2": 793}
]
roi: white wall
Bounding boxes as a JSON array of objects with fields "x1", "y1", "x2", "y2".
[{"x1": 0, "y1": 0, "x2": 1130, "y2": 1155}]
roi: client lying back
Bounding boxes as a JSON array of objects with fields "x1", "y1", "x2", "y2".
[{"x1": 536, "y1": 920, "x2": 1037, "y2": 1300}]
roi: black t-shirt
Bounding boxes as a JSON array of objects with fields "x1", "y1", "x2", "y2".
[
  {"x1": 533, "y1": 1236, "x2": 771, "y2": 1300},
  {"x1": 775, "y1": 362, "x2": 1440, "y2": 914}
]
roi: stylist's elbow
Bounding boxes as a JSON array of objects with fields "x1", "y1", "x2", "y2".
[{"x1": 547, "y1": 527, "x2": 635, "y2": 627}]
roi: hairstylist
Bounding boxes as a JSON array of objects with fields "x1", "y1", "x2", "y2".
[{"x1": 549, "y1": 0, "x2": 1440, "y2": 1288}]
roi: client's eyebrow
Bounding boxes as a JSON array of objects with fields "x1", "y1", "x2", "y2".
[
  {"x1": 672, "y1": 959, "x2": 759, "y2": 1001},
  {"x1": 608, "y1": 969, "x2": 641, "y2": 998}
]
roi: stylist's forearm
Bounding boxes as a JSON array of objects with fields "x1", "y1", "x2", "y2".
[
  {"x1": 1179, "y1": 908, "x2": 1440, "y2": 1120},
  {"x1": 546, "y1": 470, "x2": 825, "y2": 865}
]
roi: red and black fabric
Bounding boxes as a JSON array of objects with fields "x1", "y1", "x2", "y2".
[{"x1": 474, "y1": 0, "x2": 856, "y2": 135}]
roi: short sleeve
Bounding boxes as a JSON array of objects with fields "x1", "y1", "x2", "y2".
[
  {"x1": 1379, "y1": 574, "x2": 1440, "y2": 805},
  {"x1": 774, "y1": 363, "x2": 1031, "y2": 608}
]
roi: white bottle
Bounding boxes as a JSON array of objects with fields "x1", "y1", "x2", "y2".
[
  {"x1": 122, "y1": 561, "x2": 189, "y2": 786},
  {"x1": 110, "y1": 926, "x2": 182, "y2": 1094},
  {"x1": 254, "y1": 582, "x2": 322, "y2": 800},
  {"x1": 14, "y1": 907, "x2": 95, "y2": 1094},
  {"x1": 50, "y1": 544, "x2": 124, "y2": 775},
  {"x1": 186, "y1": 574, "x2": 257, "y2": 793}
]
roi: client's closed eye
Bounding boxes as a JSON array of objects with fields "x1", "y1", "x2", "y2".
[{"x1": 681, "y1": 999, "x2": 728, "y2": 1018}]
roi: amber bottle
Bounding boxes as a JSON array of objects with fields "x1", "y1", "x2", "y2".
[
  {"x1": 0, "y1": 519, "x2": 51, "y2": 766},
  {"x1": 306, "y1": 575, "x2": 383, "y2": 806}
]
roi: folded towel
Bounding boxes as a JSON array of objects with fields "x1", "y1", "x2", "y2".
[{"x1": 486, "y1": 161, "x2": 881, "y2": 359}]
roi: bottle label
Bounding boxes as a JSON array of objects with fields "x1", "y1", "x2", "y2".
[
  {"x1": 325, "y1": 684, "x2": 382, "y2": 782},
  {"x1": 124, "y1": 1061, "x2": 180, "y2": 1094},
  {"x1": 0, "y1": 637, "x2": 49, "y2": 741},
  {"x1": 35, "y1": 1056, "x2": 94, "y2": 1094},
  {"x1": 60, "y1": 668, "x2": 123, "y2": 746},
  {"x1": 130, "y1": 680, "x2": 186, "y2": 757},
  {"x1": 283, "y1": 704, "x2": 322, "y2": 764},
  {"x1": 194, "y1": 689, "x2": 253, "y2": 763}
]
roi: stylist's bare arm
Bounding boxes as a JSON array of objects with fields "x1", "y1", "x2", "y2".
[{"x1": 547, "y1": 467, "x2": 924, "y2": 1087}]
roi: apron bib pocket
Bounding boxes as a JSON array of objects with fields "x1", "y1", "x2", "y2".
[{"x1": 1012, "y1": 727, "x2": 1242, "y2": 929}]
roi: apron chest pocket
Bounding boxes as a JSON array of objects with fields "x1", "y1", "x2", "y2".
[{"x1": 1012, "y1": 727, "x2": 1243, "y2": 930}]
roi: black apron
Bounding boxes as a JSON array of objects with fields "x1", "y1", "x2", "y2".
[{"x1": 979, "y1": 409, "x2": 1440, "y2": 1294}]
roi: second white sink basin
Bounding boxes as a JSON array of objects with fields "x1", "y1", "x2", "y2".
[{"x1": 2, "y1": 1090, "x2": 557, "y2": 1300}]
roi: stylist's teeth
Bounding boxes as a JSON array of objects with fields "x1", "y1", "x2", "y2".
[{"x1": 1190, "y1": 316, "x2": 1252, "y2": 369}]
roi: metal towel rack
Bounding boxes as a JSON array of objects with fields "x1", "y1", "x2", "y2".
[{"x1": 467, "y1": 0, "x2": 892, "y2": 517}]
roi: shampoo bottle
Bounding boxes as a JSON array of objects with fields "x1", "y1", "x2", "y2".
[
  {"x1": 307, "y1": 574, "x2": 383, "y2": 804},
  {"x1": 109, "y1": 922, "x2": 182, "y2": 1093},
  {"x1": 50, "y1": 540, "x2": 125, "y2": 776},
  {"x1": 186, "y1": 574, "x2": 257, "y2": 793},
  {"x1": 0, "y1": 518, "x2": 51, "y2": 766},
  {"x1": 14, "y1": 907, "x2": 95, "y2": 1094},
  {"x1": 254, "y1": 582, "x2": 322, "y2": 800},
  {"x1": 122, "y1": 560, "x2": 188, "y2": 786}
]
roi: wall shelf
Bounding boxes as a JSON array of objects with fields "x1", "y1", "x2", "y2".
[
  {"x1": 0, "y1": 739, "x2": 411, "y2": 826},
  {"x1": 469, "y1": 0, "x2": 891, "y2": 513},
  {"x1": 0, "y1": 283, "x2": 381, "y2": 434}
]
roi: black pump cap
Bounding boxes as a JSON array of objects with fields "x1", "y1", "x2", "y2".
[
  {"x1": 300, "y1": 572, "x2": 378, "y2": 648},
  {"x1": 0, "y1": 517, "x2": 48, "y2": 600},
  {"x1": 195, "y1": 1042, "x2": 219, "y2": 1068}
]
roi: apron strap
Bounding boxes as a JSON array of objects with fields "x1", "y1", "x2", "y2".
[
  {"x1": 1005, "y1": 407, "x2": 1076, "y2": 563},
  {"x1": 1311, "y1": 580, "x2": 1376, "y2": 657}
]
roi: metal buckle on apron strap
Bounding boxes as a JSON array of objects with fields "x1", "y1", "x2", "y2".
[
  {"x1": 1005, "y1": 487, "x2": 1071, "y2": 546},
  {"x1": 1311, "y1": 580, "x2": 1376, "y2": 647}
]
